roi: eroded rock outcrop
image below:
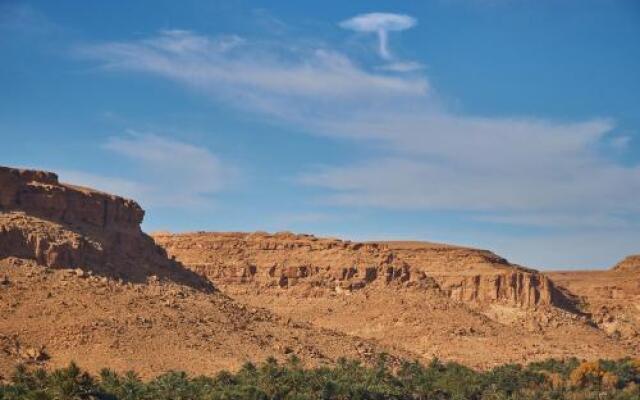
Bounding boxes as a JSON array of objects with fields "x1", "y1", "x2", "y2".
[
  {"x1": 1, "y1": 165, "x2": 634, "y2": 373},
  {"x1": 0, "y1": 166, "x2": 418, "y2": 377},
  {"x1": 0, "y1": 166, "x2": 143, "y2": 231},
  {"x1": 612, "y1": 255, "x2": 640, "y2": 272},
  {"x1": 154, "y1": 231, "x2": 566, "y2": 309},
  {"x1": 0, "y1": 166, "x2": 211, "y2": 290},
  {"x1": 548, "y1": 259, "x2": 640, "y2": 341},
  {"x1": 437, "y1": 272, "x2": 555, "y2": 308}
]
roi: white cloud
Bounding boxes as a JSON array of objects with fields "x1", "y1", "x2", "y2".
[
  {"x1": 299, "y1": 157, "x2": 640, "y2": 214},
  {"x1": 104, "y1": 131, "x2": 233, "y2": 207},
  {"x1": 339, "y1": 13, "x2": 417, "y2": 32},
  {"x1": 79, "y1": 26, "x2": 640, "y2": 267},
  {"x1": 378, "y1": 61, "x2": 424, "y2": 72},
  {"x1": 78, "y1": 30, "x2": 428, "y2": 106},
  {"x1": 473, "y1": 213, "x2": 634, "y2": 229},
  {"x1": 270, "y1": 212, "x2": 336, "y2": 226},
  {"x1": 57, "y1": 170, "x2": 150, "y2": 203},
  {"x1": 610, "y1": 135, "x2": 631, "y2": 151},
  {"x1": 59, "y1": 132, "x2": 234, "y2": 209},
  {"x1": 0, "y1": 3, "x2": 58, "y2": 35},
  {"x1": 478, "y1": 231, "x2": 640, "y2": 270},
  {"x1": 340, "y1": 13, "x2": 416, "y2": 60}
]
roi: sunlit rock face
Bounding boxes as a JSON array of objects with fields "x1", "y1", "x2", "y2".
[{"x1": 154, "y1": 231, "x2": 565, "y2": 309}]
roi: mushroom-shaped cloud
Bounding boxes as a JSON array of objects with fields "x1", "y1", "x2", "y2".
[{"x1": 340, "y1": 13, "x2": 417, "y2": 60}]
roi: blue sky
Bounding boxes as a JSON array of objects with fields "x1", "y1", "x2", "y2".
[{"x1": 1, "y1": 0, "x2": 639, "y2": 269}]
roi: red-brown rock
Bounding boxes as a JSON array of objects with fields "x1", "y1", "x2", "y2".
[{"x1": 0, "y1": 166, "x2": 211, "y2": 290}]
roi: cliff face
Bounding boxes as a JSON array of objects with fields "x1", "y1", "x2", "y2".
[
  {"x1": 612, "y1": 255, "x2": 640, "y2": 272},
  {"x1": 0, "y1": 166, "x2": 411, "y2": 377},
  {"x1": 0, "y1": 166, "x2": 143, "y2": 231},
  {"x1": 153, "y1": 231, "x2": 563, "y2": 309},
  {"x1": 0, "y1": 166, "x2": 564, "y2": 309},
  {"x1": 0, "y1": 166, "x2": 210, "y2": 289},
  {"x1": 437, "y1": 272, "x2": 555, "y2": 308},
  {"x1": 2, "y1": 165, "x2": 636, "y2": 373}
]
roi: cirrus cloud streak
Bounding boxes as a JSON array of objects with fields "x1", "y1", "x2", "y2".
[{"x1": 78, "y1": 26, "x2": 640, "y2": 233}]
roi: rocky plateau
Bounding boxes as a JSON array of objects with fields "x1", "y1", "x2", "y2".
[{"x1": 0, "y1": 165, "x2": 638, "y2": 378}]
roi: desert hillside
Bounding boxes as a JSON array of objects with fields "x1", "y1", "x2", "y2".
[
  {"x1": 0, "y1": 166, "x2": 408, "y2": 378},
  {"x1": 612, "y1": 255, "x2": 640, "y2": 272},
  {"x1": 153, "y1": 231, "x2": 639, "y2": 368},
  {"x1": 548, "y1": 259, "x2": 640, "y2": 346},
  {"x1": 1, "y1": 165, "x2": 638, "y2": 379}
]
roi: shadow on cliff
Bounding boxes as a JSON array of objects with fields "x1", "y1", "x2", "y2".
[
  {"x1": 0, "y1": 212, "x2": 216, "y2": 293},
  {"x1": 100, "y1": 230, "x2": 218, "y2": 293},
  {"x1": 550, "y1": 281, "x2": 594, "y2": 322},
  {"x1": 0, "y1": 166, "x2": 215, "y2": 292}
]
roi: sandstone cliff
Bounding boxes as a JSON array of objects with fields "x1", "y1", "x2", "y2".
[
  {"x1": 612, "y1": 255, "x2": 640, "y2": 272},
  {"x1": 154, "y1": 232, "x2": 640, "y2": 367},
  {"x1": 549, "y1": 259, "x2": 640, "y2": 342},
  {"x1": 153, "y1": 231, "x2": 564, "y2": 309},
  {"x1": 0, "y1": 166, "x2": 209, "y2": 289},
  {"x1": 0, "y1": 166, "x2": 143, "y2": 231},
  {"x1": 0, "y1": 166, "x2": 411, "y2": 377},
  {"x1": 1, "y1": 165, "x2": 636, "y2": 374}
]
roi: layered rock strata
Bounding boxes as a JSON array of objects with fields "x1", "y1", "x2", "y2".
[
  {"x1": 0, "y1": 166, "x2": 210, "y2": 289},
  {"x1": 612, "y1": 255, "x2": 640, "y2": 272},
  {"x1": 154, "y1": 232, "x2": 563, "y2": 309}
]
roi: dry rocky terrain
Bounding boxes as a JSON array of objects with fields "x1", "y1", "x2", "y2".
[
  {"x1": 548, "y1": 256, "x2": 640, "y2": 346},
  {"x1": 154, "y1": 232, "x2": 639, "y2": 368},
  {"x1": 0, "y1": 165, "x2": 638, "y2": 379},
  {"x1": 0, "y1": 166, "x2": 408, "y2": 379}
]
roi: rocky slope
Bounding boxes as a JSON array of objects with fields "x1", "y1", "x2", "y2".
[
  {"x1": 153, "y1": 232, "x2": 563, "y2": 309},
  {"x1": 1, "y1": 165, "x2": 637, "y2": 377},
  {"x1": 548, "y1": 257, "x2": 640, "y2": 344},
  {"x1": 613, "y1": 255, "x2": 640, "y2": 272},
  {"x1": 0, "y1": 166, "x2": 207, "y2": 288},
  {"x1": 0, "y1": 166, "x2": 407, "y2": 378},
  {"x1": 0, "y1": 257, "x2": 410, "y2": 379},
  {"x1": 154, "y1": 232, "x2": 638, "y2": 368}
]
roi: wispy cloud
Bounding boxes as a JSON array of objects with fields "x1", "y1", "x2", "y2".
[
  {"x1": 59, "y1": 132, "x2": 234, "y2": 209},
  {"x1": 0, "y1": 3, "x2": 59, "y2": 36},
  {"x1": 78, "y1": 30, "x2": 427, "y2": 109},
  {"x1": 610, "y1": 135, "x2": 632, "y2": 151},
  {"x1": 58, "y1": 170, "x2": 150, "y2": 203},
  {"x1": 377, "y1": 61, "x2": 424, "y2": 72},
  {"x1": 299, "y1": 155, "x2": 640, "y2": 215},
  {"x1": 473, "y1": 213, "x2": 635, "y2": 230},
  {"x1": 270, "y1": 212, "x2": 336, "y2": 226},
  {"x1": 78, "y1": 20, "x2": 640, "y2": 234},
  {"x1": 478, "y1": 230, "x2": 640, "y2": 270}
]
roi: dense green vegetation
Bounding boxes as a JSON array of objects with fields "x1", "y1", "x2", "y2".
[{"x1": 2, "y1": 356, "x2": 639, "y2": 399}]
